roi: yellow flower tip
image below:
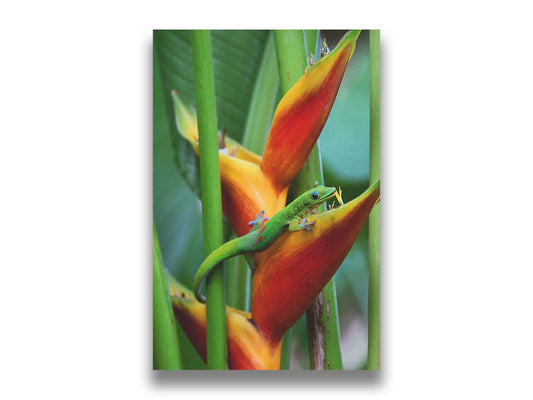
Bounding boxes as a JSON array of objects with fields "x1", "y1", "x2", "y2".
[
  {"x1": 221, "y1": 136, "x2": 262, "y2": 166},
  {"x1": 321, "y1": 37, "x2": 329, "y2": 55},
  {"x1": 335, "y1": 186, "x2": 344, "y2": 205},
  {"x1": 166, "y1": 271, "x2": 194, "y2": 299},
  {"x1": 171, "y1": 90, "x2": 199, "y2": 145}
]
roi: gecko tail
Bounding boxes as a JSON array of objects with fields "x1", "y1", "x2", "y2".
[
  {"x1": 193, "y1": 235, "x2": 250, "y2": 304},
  {"x1": 197, "y1": 292, "x2": 206, "y2": 304}
]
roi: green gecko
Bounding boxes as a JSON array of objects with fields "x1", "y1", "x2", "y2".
[{"x1": 193, "y1": 185, "x2": 338, "y2": 303}]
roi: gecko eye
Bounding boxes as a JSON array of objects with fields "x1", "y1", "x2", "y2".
[{"x1": 311, "y1": 191, "x2": 319, "y2": 200}]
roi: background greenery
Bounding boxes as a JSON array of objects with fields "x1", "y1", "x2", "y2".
[{"x1": 154, "y1": 30, "x2": 371, "y2": 369}]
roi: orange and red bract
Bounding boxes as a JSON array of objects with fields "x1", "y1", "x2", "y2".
[
  {"x1": 251, "y1": 182, "x2": 380, "y2": 343},
  {"x1": 171, "y1": 295, "x2": 281, "y2": 370},
  {"x1": 261, "y1": 31, "x2": 359, "y2": 191}
]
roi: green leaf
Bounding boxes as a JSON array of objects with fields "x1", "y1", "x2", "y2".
[
  {"x1": 154, "y1": 30, "x2": 270, "y2": 196},
  {"x1": 191, "y1": 30, "x2": 227, "y2": 370},
  {"x1": 153, "y1": 44, "x2": 204, "y2": 284},
  {"x1": 153, "y1": 225, "x2": 182, "y2": 370}
]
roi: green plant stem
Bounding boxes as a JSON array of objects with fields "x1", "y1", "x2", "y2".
[
  {"x1": 226, "y1": 32, "x2": 279, "y2": 312},
  {"x1": 274, "y1": 29, "x2": 343, "y2": 370},
  {"x1": 278, "y1": 329, "x2": 292, "y2": 370},
  {"x1": 153, "y1": 224, "x2": 182, "y2": 370},
  {"x1": 225, "y1": 256, "x2": 251, "y2": 311},
  {"x1": 242, "y1": 32, "x2": 279, "y2": 152},
  {"x1": 274, "y1": 30, "x2": 307, "y2": 94},
  {"x1": 192, "y1": 30, "x2": 227, "y2": 370},
  {"x1": 304, "y1": 30, "x2": 319, "y2": 62},
  {"x1": 368, "y1": 29, "x2": 381, "y2": 370}
]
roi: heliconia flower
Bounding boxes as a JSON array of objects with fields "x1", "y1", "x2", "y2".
[
  {"x1": 166, "y1": 29, "x2": 373, "y2": 370},
  {"x1": 167, "y1": 276, "x2": 281, "y2": 370},
  {"x1": 251, "y1": 181, "x2": 381, "y2": 344},
  {"x1": 172, "y1": 30, "x2": 361, "y2": 236},
  {"x1": 261, "y1": 30, "x2": 360, "y2": 191},
  {"x1": 166, "y1": 182, "x2": 380, "y2": 369}
]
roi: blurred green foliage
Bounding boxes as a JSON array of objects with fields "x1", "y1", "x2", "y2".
[{"x1": 153, "y1": 30, "x2": 371, "y2": 370}]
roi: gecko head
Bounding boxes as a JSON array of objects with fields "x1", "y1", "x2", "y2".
[{"x1": 305, "y1": 185, "x2": 337, "y2": 208}]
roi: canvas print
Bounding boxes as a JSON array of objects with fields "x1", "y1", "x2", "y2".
[{"x1": 153, "y1": 30, "x2": 380, "y2": 370}]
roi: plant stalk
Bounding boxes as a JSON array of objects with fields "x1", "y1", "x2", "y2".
[
  {"x1": 192, "y1": 30, "x2": 227, "y2": 370},
  {"x1": 242, "y1": 32, "x2": 279, "y2": 152},
  {"x1": 367, "y1": 29, "x2": 381, "y2": 370},
  {"x1": 153, "y1": 224, "x2": 182, "y2": 370},
  {"x1": 226, "y1": 32, "x2": 279, "y2": 312}
]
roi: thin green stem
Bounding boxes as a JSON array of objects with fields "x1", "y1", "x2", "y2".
[
  {"x1": 274, "y1": 29, "x2": 343, "y2": 370},
  {"x1": 279, "y1": 329, "x2": 292, "y2": 370},
  {"x1": 225, "y1": 256, "x2": 251, "y2": 311},
  {"x1": 367, "y1": 29, "x2": 381, "y2": 370},
  {"x1": 153, "y1": 224, "x2": 182, "y2": 370},
  {"x1": 304, "y1": 30, "x2": 319, "y2": 63},
  {"x1": 274, "y1": 30, "x2": 307, "y2": 94},
  {"x1": 242, "y1": 32, "x2": 279, "y2": 152},
  {"x1": 226, "y1": 32, "x2": 279, "y2": 312},
  {"x1": 192, "y1": 30, "x2": 227, "y2": 370}
]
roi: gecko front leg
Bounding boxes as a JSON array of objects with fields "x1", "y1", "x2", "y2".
[
  {"x1": 288, "y1": 217, "x2": 315, "y2": 232},
  {"x1": 248, "y1": 210, "x2": 268, "y2": 232}
]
